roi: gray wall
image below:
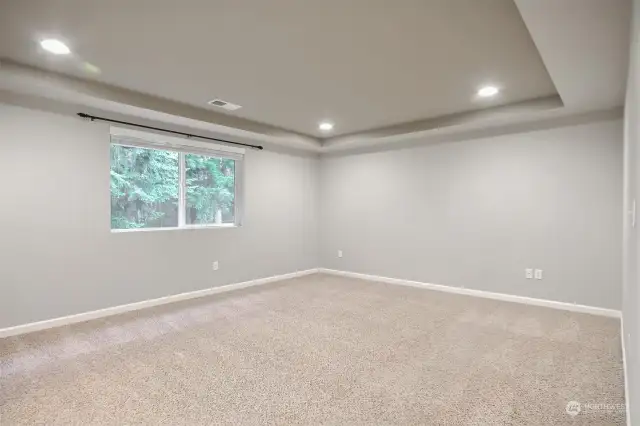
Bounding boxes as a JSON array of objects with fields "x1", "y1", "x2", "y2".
[
  {"x1": 0, "y1": 101, "x2": 626, "y2": 331},
  {"x1": 0, "y1": 104, "x2": 319, "y2": 328},
  {"x1": 623, "y1": 0, "x2": 639, "y2": 422},
  {"x1": 320, "y1": 119, "x2": 623, "y2": 310}
]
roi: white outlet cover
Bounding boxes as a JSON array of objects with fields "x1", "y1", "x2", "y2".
[
  {"x1": 525, "y1": 269, "x2": 533, "y2": 279},
  {"x1": 213, "y1": 261, "x2": 219, "y2": 271},
  {"x1": 534, "y1": 269, "x2": 543, "y2": 280},
  {"x1": 337, "y1": 250, "x2": 343, "y2": 258}
]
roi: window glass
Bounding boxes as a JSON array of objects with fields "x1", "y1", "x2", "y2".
[
  {"x1": 185, "y1": 154, "x2": 236, "y2": 225},
  {"x1": 110, "y1": 144, "x2": 179, "y2": 229}
]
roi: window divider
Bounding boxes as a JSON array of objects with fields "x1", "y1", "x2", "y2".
[{"x1": 178, "y1": 152, "x2": 186, "y2": 227}]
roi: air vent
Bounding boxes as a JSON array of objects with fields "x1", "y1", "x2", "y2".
[{"x1": 207, "y1": 99, "x2": 242, "y2": 111}]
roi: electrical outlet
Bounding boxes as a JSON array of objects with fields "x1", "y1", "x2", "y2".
[
  {"x1": 534, "y1": 269, "x2": 543, "y2": 280},
  {"x1": 525, "y1": 269, "x2": 533, "y2": 279},
  {"x1": 337, "y1": 250, "x2": 343, "y2": 258},
  {"x1": 212, "y1": 261, "x2": 219, "y2": 271}
]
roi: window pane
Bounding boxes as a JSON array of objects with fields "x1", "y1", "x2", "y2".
[
  {"x1": 110, "y1": 144, "x2": 179, "y2": 229},
  {"x1": 185, "y1": 154, "x2": 235, "y2": 225}
]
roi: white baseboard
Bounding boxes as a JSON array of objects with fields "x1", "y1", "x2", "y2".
[
  {"x1": 318, "y1": 268, "x2": 621, "y2": 318},
  {"x1": 1, "y1": 267, "x2": 621, "y2": 340},
  {"x1": 622, "y1": 319, "x2": 631, "y2": 426},
  {"x1": 0, "y1": 268, "x2": 318, "y2": 339}
]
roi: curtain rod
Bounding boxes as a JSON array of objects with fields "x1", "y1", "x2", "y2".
[{"x1": 77, "y1": 113, "x2": 264, "y2": 150}]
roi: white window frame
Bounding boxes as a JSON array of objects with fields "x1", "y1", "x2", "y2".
[{"x1": 110, "y1": 126, "x2": 245, "y2": 232}]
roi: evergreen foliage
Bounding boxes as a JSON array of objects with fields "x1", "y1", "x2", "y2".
[{"x1": 110, "y1": 145, "x2": 235, "y2": 229}]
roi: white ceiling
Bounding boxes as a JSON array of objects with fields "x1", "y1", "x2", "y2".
[
  {"x1": 0, "y1": 0, "x2": 631, "y2": 152},
  {"x1": 0, "y1": 0, "x2": 557, "y2": 137},
  {"x1": 514, "y1": 0, "x2": 630, "y2": 111}
]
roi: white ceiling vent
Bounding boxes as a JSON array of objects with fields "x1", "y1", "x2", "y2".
[{"x1": 207, "y1": 99, "x2": 242, "y2": 111}]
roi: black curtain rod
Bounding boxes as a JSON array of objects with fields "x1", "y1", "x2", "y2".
[{"x1": 77, "y1": 113, "x2": 263, "y2": 150}]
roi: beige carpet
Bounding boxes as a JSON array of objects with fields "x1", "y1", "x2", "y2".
[{"x1": 0, "y1": 274, "x2": 626, "y2": 425}]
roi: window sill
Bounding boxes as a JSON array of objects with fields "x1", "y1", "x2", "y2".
[{"x1": 111, "y1": 223, "x2": 238, "y2": 233}]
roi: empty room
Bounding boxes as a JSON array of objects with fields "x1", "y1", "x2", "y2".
[{"x1": 0, "y1": 0, "x2": 638, "y2": 424}]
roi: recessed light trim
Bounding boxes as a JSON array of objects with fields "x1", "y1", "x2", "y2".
[
  {"x1": 40, "y1": 39, "x2": 71, "y2": 55},
  {"x1": 477, "y1": 85, "x2": 499, "y2": 97},
  {"x1": 319, "y1": 122, "x2": 334, "y2": 131}
]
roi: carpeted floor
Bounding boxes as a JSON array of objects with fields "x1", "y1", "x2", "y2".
[{"x1": 0, "y1": 274, "x2": 626, "y2": 425}]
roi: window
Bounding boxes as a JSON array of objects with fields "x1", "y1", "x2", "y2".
[
  {"x1": 109, "y1": 128, "x2": 243, "y2": 231},
  {"x1": 110, "y1": 144, "x2": 180, "y2": 229},
  {"x1": 185, "y1": 153, "x2": 236, "y2": 225}
]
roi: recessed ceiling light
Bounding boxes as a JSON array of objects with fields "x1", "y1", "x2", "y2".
[
  {"x1": 477, "y1": 85, "x2": 499, "y2": 97},
  {"x1": 319, "y1": 122, "x2": 334, "y2": 131},
  {"x1": 40, "y1": 39, "x2": 71, "y2": 55}
]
